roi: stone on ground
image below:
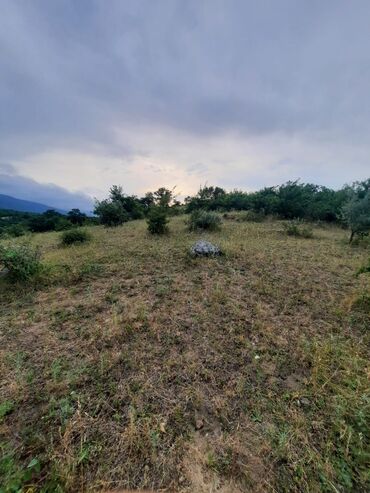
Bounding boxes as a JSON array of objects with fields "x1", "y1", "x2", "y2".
[{"x1": 190, "y1": 240, "x2": 222, "y2": 256}]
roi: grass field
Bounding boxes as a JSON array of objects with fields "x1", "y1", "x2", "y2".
[{"x1": 0, "y1": 216, "x2": 369, "y2": 492}]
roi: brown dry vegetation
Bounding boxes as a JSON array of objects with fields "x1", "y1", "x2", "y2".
[{"x1": 0, "y1": 216, "x2": 369, "y2": 492}]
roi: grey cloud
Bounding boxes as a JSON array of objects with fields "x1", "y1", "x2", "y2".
[
  {"x1": 0, "y1": 0, "x2": 369, "y2": 190},
  {"x1": 0, "y1": 164, "x2": 93, "y2": 212},
  {"x1": 186, "y1": 163, "x2": 208, "y2": 176}
]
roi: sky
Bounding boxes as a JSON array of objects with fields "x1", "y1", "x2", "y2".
[{"x1": 1, "y1": 0, "x2": 369, "y2": 210}]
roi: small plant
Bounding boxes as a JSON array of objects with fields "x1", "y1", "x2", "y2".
[
  {"x1": 283, "y1": 220, "x2": 313, "y2": 238},
  {"x1": 61, "y1": 228, "x2": 91, "y2": 246},
  {"x1": 188, "y1": 210, "x2": 222, "y2": 231},
  {"x1": 147, "y1": 207, "x2": 169, "y2": 235},
  {"x1": 0, "y1": 243, "x2": 42, "y2": 281},
  {"x1": 0, "y1": 446, "x2": 41, "y2": 493}
]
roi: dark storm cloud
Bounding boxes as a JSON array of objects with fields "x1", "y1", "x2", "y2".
[
  {"x1": 0, "y1": 0, "x2": 369, "y2": 192},
  {"x1": 0, "y1": 164, "x2": 93, "y2": 212}
]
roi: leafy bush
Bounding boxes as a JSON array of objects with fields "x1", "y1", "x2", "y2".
[
  {"x1": 2, "y1": 224, "x2": 27, "y2": 238},
  {"x1": 94, "y1": 200, "x2": 129, "y2": 227},
  {"x1": 61, "y1": 229, "x2": 91, "y2": 246},
  {"x1": 0, "y1": 243, "x2": 42, "y2": 281},
  {"x1": 147, "y1": 207, "x2": 169, "y2": 235},
  {"x1": 188, "y1": 210, "x2": 222, "y2": 231},
  {"x1": 237, "y1": 210, "x2": 265, "y2": 222},
  {"x1": 283, "y1": 220, "x2": 313, "y2": 238}
]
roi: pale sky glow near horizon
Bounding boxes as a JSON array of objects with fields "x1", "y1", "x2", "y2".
[{"x1": 1, "y1": 0, "x2": 370, "y2": 211}]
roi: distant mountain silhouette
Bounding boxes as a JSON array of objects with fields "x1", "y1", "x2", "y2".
[{"x1": 0, "y1": 194, "x2": 66, "y2": 214}]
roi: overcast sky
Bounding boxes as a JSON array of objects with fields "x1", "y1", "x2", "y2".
[{"x1": 1, "y1": 0, "x2": 369, "y2": 209}]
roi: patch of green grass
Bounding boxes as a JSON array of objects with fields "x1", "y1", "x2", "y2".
[
  {"x1": 0, "y1": 445, "x2": 41, "y2": 493},
  {"x1": 0, "y1": 401, "x2": 14, "y2": 422}
]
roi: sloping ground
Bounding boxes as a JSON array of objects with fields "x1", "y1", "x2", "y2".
[{"x1": 0, "y1": 217, "x2": 369, "y2": 492}]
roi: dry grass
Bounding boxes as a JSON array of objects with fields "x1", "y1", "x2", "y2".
[{"x1": 0, "y1": 216, "x2": 369, "y2": 492}]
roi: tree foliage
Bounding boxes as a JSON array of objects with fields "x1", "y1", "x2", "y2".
[
  {"x1": 342, "y1": 191, "x2": 370, "y2": 242},
  {"x1": 67, "y1": 208, "x2": 87, "y2": 225},
  {"x1": 184, "y1": 180, "x2": 368, "y2": 223},
  {"x1": 29, "y1": 210, "x2": 70, "y2": 232},
  {"x1": 147, "y1": 206, "x2": 169, "y2": 234}
]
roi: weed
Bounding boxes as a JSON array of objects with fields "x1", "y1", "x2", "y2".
[{"x1": 0, "y1": 446, "x2": 41, "y2": 493}]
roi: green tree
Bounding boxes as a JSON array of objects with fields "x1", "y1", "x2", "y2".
[
  {"x1": 147, "y1": 206, "x2": 169, "y2": 234},
  {"x1": 94, "y1": 200, "x2": 128, "y2": 227},
  {"x1": 67, "y1": 208, "x2": 87, "y2": 226},
  {"x1": 153, "y1": 187, "x2": 174, "y2": 208},
  {"x1": 108, "y1": 186, "x2": 144, "y2": 219},
  {"x1": 29, "y1": 210, "x2": 68, "y2": 232},
  {"x1": 342, "y1": 192, "x2": 370, "y2": 243},
  {"x1": 139, "y1": 192, "x2": 155, "y2": 213}
]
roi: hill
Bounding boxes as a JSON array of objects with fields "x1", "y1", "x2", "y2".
[
  {"x1": 0, "y1": 216, "x2": 369, "y2": 492},
  {"x1": 0, "y1": 193, "x2": 66, "y2": 214}
]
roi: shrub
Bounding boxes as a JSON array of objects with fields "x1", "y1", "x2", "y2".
[
  {"x1": 237, "y1": 210, "x2": 265, "y2": 222},
  {"x1": 147, "y1": 207, "x2": 169, "y2": 235},
  {"x1": 94, "y1": 200, "x2": 129, "y2": 227},
  {"x1": 188, "y1": 210, "x2": 222, "y2": 231},
  {"x1": 61, "y1": 229, "x2": 91, "y2": 246},
  {"x1": 0, "y1": 243, "x2": 42, "y2": 281},
  {"x1": 283, "y1": 220, "x2": 313, "y2": 238},
  {"x1": 2, "y1": 224, "x2": 27, "y2": 238}
]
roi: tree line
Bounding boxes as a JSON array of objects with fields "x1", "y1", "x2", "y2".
[
  {"x1": 1, "y1": 179, "x2": 369, "y2": 242},
  {"x1": 0, "y1": 208, "x2": 93, "y2": 237},
  {"x1": 93, "y1": 180, "x2": 369, "y2": 241}
]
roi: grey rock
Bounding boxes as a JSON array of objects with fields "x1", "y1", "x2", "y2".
[
  {"x1": 190, "y1": 240, "x2": 222, "y2": 256},
  {"x1": 299, "y1": 397, "x2": 311, "y2": 408}
]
